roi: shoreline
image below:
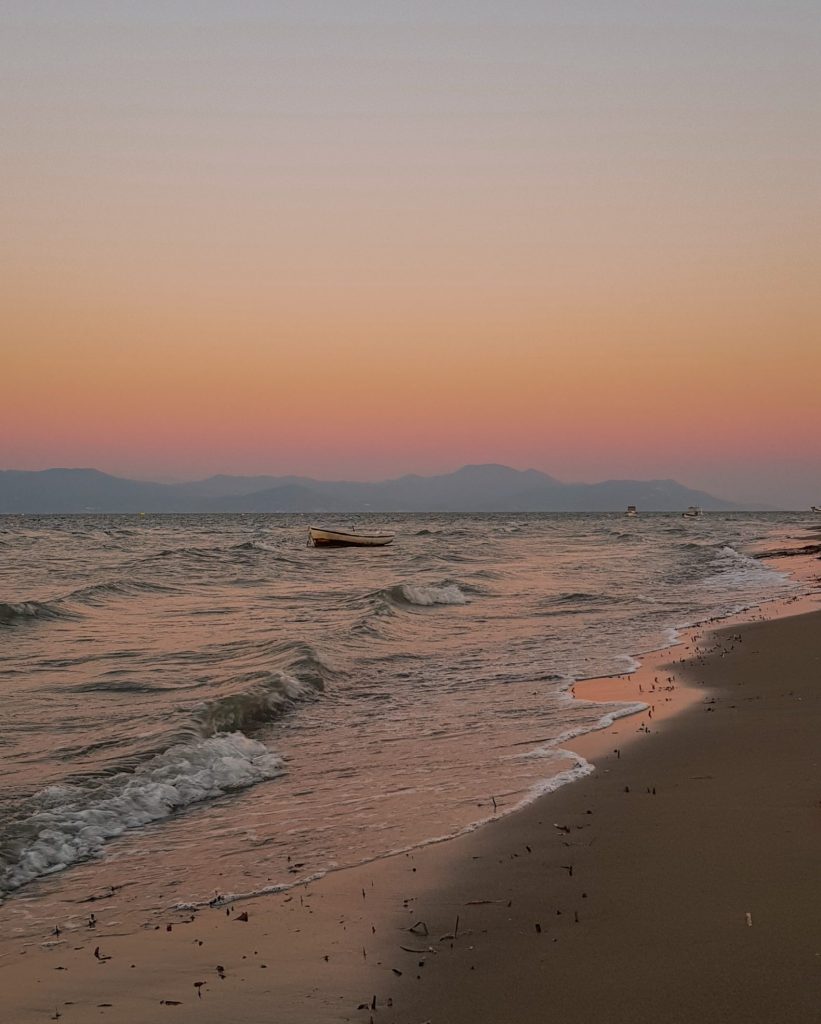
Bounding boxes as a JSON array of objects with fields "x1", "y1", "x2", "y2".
[
  {"x1": 2, "y1": 547, "x2": 819, "y2": 1020},
  {"x1": 355, "y1": 604, "x2": 821, "y2": 1024}
]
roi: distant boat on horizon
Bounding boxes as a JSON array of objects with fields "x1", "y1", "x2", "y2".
[
  {"x1": 625, "y1": 505, "x2": 638, "y2": 517},
  {"x1": 811, "y1": 505, "x2": 821, "y2": 513},
  {"x1": 682, "y1": 506, "x2": 703, "y2": 519},
  {"x1": 308, "y1": 526, "x2": 395, "y2": 548}
]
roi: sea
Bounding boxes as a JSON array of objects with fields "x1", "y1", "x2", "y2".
[{"x1": 0, "y1": 511, "x2": 812, "y2": 939}]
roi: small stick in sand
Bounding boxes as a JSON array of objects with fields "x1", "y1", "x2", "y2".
[{"x1": 746, "y1": 912, "x2": 753, "y2": 927}]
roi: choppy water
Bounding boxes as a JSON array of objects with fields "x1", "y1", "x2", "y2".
[{"x1": 0, "y1": 512, "x2": 807, "y2": 931}]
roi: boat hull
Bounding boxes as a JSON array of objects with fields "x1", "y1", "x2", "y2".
[{"x1": 308, "y1": 527, "x2": 395, "y2": 547}]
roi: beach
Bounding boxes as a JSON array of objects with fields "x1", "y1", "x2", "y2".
[
  {"x1": 359, "y1": 605, "x2": 821, "y2": 1024},
  {"x1": 4, "y1": 577, "x2": 819, "y2": 1023}
]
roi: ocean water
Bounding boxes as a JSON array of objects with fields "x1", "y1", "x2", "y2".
[{"x1": 0, "y1": 512, "x2": 808, "y2": 934}]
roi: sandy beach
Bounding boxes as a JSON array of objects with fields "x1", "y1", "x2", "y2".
[
  {"x1": 6, "y1": 0, "x2": 821, "y2": 1016},
  {"x1": 358, "y1": 607, "x2": 821, "y2": 1024},
  {"x1": 3, "y1": 570, "x2": 819, "y2": 1023}
]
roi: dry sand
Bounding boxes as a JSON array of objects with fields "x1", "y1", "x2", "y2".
[{"x1": 4, "y1": 599, "x2": 820, "y2": 1022}]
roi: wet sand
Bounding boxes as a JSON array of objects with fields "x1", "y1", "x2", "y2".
[
  {"x1": 355, "y1": 606, "x2": 821, "y2": 1024},
  {"x1": 4, "y1": 600, "x2": 820, "y2": 1022}
]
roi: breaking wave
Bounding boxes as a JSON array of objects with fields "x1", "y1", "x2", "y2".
[
  {"x1": 0, "y1": 600, "x2": 65, "y2": 625},
  {"x1": 188, "y1": 670, "x2": 321, "y2": 736},
  {"x1": 380, "y1": 583, "x2": 469, "y2": 607},
  {"x1": 0, "y1": 733, "x2": 284, "y2": 895}
]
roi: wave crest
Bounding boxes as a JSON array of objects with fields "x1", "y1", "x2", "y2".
[
  {"x1": 189, "y1": 671, "x2": 319, "y2": 736},
  {"x1": 0, "y1": 600, "x2": 64, "y2": 625},
  {"x1": 382, "y1": 583, "x2": 469, "y2": 607},
  {"x1": 0, "y1": 733, "x2": 284, "y2": 895}
]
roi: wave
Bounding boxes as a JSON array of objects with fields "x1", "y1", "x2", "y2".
[
  {"x1": 188, "y1": 670, "x2": 321, "y2": 736},
  {"x1": 0, "y1": 733, "x2": 284, "y2": 895},
  {"x1": 379, "y1": 583, "x2": 469, "y2": 607},
  {"x1": 2, "y1": 578, "x2": 180, "y2": 624},
  {"x1": 230, "y1": 539, "x2": 280, "y2": 551},
  {"x1": 69, "y1": 679, "x2": 177, "y2": 694},
  {"x1": 156, "y1": 544, "x2": 227, "y2": 560},
  {"x1": 704, "y1": 544, "x2": 789, "y2": 590},
  {"x1": 537, "y1": 592, "x2": 616, "y2": 615},
  {"x1": 753, "y1": 542, "x2": 821, "y2": 560},
  {"x1": 66, "y1": 578, "x2": 180, "y2": 605},
  {"x1": 0, "y1": 600, "x2": 66, "y2": 625}
]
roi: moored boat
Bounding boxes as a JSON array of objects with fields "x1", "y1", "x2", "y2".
[
  {"x1": 811, "y1": 506, "x2": 821, "y2": 513},
  {"x1": 308, "y1": 526, "x2": 395, "y2": 547},
  {"x1": 682, "y1": 506, "x2": 702, "y2": 518},
  {"x1": 625, "y1": 505, "x2": 637, "y2": 517}
]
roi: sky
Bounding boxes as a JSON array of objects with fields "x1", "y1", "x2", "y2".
[{"x1": 2, "y1": 1, "x2": 820, "y2": 507}]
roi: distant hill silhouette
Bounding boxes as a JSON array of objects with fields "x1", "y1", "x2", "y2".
[{"x1": 0, "y1": 464, "x2": 748, "y2": 513}]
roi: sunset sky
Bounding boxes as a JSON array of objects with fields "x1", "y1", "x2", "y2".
[{"x1": 3, "y1": 1, "x2": 819, "y2": 506}]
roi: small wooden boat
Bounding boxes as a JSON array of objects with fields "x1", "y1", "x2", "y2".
[
  {"x1": 308, "y1": 526, "x2": 395, "y2": 547},
  {"x1": 682, "y1": 506, "x2": 703, "y2": 518}
]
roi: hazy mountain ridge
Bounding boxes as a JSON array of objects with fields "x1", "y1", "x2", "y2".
[{"x1": 0, "y1": 465, "x2": 750, "y2": 513}]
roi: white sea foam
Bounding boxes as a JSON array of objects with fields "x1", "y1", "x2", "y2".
[
  {"x1": 0, "y1": 733, "x2": 284, "y2": 894},
  {"x1": 524, "y1": 752, "x2": 596, "y2": 800},
  {"x1": 513, "y1": 702, "x2": 648, "y2": 762},
  {"x1": 398, "y1": 584, "x2": 468, "y2": 606}
]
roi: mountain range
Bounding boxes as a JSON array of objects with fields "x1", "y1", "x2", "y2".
[{"x1": 0, "y1": 465, "x2": 746, "y2": 514}]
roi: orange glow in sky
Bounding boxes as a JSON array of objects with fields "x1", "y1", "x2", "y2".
[{"x1": 2, "y1": 3, "x2": 820, "y2": 506}]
